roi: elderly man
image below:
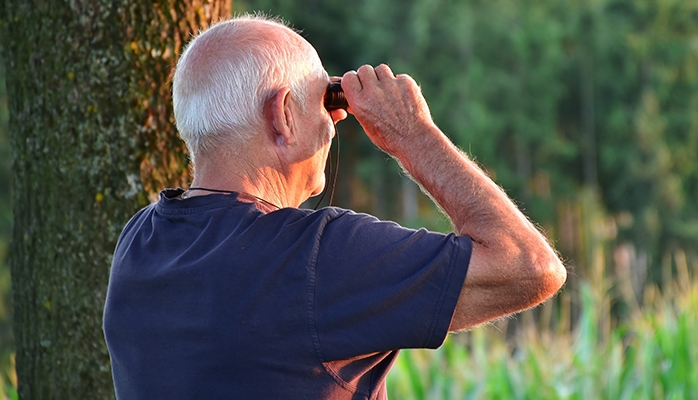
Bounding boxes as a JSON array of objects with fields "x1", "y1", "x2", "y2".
[{"x1": 103, "y1": 14, "x2": 566, "y2": 399}]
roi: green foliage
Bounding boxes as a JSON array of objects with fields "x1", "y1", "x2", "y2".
[{"x1": 387, "y1": 280, "x2": 698, "y2": 399}]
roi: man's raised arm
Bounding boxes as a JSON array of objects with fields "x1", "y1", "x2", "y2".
[{"x1": 342, "y1": 64, "x2": 567, "y2": 331}]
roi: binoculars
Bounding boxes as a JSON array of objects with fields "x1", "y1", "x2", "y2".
[{"x1": 324, "y1": 81, "x2": 348, "y2": 111}]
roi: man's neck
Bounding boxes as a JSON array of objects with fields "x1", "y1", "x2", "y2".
[{"x1": 189, "y1": 160, "x2": 305, "y2": 209}]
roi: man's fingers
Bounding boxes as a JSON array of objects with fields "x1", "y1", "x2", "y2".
[
  {"x1": 343, "y1": 64, "x2": 400, "y2": 95},
  {"x1": 342, "y1": 65, "x2": 379, "y2": 101},
  {"x1": 356, "y1": 64, "x2": 379, "y2": 86},
  {"x1": 342, "y1": 70, "x2": 363, "y2": 93},
  {"x1": 375, "y1": 64, "x2": 395, "y2": 80}
]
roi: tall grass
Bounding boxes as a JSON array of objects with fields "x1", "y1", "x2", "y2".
[{"x1": 387, "y1": 281, "x2": 698, "y2": 399}]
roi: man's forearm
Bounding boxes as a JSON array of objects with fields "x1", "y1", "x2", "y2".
[
  {"x1": 392, "y1": 123, "x2": 534, "y2": 245},
  {"x1": 394, "y1": 123, "x2": 566, "y2": 328}
]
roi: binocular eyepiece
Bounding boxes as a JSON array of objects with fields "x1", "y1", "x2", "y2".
[{"x1": 324, "y1": 81, "x2": 348, "y2": 111}]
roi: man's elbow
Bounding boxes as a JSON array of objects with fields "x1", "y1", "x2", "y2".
[{"x1": 526, "y1": 252, "x2": 567, "y2": 304}]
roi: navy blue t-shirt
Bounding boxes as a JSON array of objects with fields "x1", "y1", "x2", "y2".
[{"x1": 103, "y1": 189, "x2": 472, "y2": 399}]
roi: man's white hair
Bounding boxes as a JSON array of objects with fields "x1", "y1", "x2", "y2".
[{"x1": 173, "y1": 15, "x2": 325, "y2": 165}]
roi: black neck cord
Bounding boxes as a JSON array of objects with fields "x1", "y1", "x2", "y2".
[
  {"x1": 185, "y1": 187, "x2": 281, "y2": 211},
  {"x1": 313, "y1": 121, "x2": 340, "y2": 210}
]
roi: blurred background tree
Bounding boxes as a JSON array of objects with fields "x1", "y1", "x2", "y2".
[{"x1": 0, "y1": 0, "x2": 231, "y2": 397}]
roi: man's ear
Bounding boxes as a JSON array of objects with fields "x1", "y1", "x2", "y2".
[{"x1": 266, "y1": 87, "x2": 297, "y2": 146}]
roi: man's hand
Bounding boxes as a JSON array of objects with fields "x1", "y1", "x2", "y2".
[{"x1": 341, "y1": 64, "x2": 434, "y2": 156}]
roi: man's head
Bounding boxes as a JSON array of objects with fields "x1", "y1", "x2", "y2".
[{"x1": 172, "y1": 15, "x2": 326, "y2": 166}]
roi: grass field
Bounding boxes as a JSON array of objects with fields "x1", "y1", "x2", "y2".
[{"x1": 387, "y1": 281, "x2": 698, "y2": 399}]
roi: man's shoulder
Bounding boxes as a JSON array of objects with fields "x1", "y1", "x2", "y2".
[{"x1": 281, "y1": 206, "x2": 386, "y2": 231}]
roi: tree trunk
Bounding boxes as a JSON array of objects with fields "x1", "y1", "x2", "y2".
[{"x1": 0, "y1": 1, "x2": 231, "y2": 398}]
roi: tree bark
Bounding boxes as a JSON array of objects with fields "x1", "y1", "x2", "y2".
[{"x1": 0, "y1": 1, "x2": 231, "y2": 398}]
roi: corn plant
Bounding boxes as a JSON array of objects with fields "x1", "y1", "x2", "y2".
[{"x1": 387, "y1": 281, "x2": 698, "y2": 399}]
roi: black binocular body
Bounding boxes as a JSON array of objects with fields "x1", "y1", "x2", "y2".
[{"x1": 324, "y1": 81, "x2": 348, "y2": 111}]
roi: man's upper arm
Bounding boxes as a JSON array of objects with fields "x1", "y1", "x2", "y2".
[
  {"x1": 449, "y1": 237, "x2": 567, "y2": 331},
  {"x1": 313, "y1": 211, "x2": 471, "y2": 359}
]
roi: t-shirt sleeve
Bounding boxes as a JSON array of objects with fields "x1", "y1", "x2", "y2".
[{"x1": 311, "y1": 210, "x2": 472, "y2": 361}]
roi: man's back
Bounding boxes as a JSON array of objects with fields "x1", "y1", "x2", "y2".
[{"x1": 104, "y1": 189, "x2": 471, "y2": 399}]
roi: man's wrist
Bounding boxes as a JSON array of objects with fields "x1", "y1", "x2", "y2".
[
  {"x1": 391, "y1": 123, "x2": 458, "y2": 174},
  {"x1": 389, "y1": 122, "x2": 445, "y2": 160}
]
